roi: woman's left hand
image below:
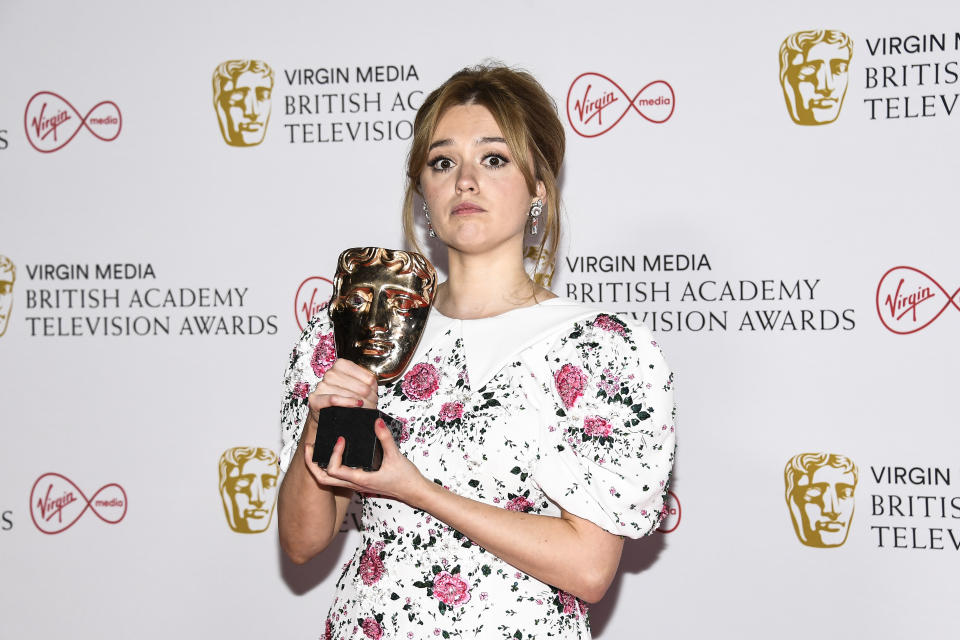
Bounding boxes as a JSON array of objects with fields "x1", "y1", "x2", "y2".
[{"x1": 306, "y1": 419, "x2": 432, "y2": 506}]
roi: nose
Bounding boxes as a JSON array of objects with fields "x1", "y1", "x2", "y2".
[
  {"x1": 243, "y1": 91, "x2": 261, "y2": 117},
  {"x1": 455, "y1": 164, "x2": 478, "y2": 194},
  {"x1": 816, "y1": 64, "x2": 834, "y2": 95},
  {"x1": 821, "y1": 486, "x2": 839, "y2": 518},
  {"x1": 368, "y1": 292, "x2": 390, "y2": 333},
  {"x1": 249, "y1": 477, "x2": 264, "y2": 507}
]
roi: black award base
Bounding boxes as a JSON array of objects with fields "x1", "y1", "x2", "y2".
[{"x1": 311, "y1": 406, "x2": 399, "y2": 471}]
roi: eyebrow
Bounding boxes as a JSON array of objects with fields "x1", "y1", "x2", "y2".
[{"x1": 427, "y1": 136, "x2": 508, "y2": 151}]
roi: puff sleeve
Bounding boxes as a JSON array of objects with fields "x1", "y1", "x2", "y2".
[
  {"x1": 529, "y1": 313, "x2": 676, "y2": 538},
  {"x1": 278, "y1": 308, "x2": 337, "y2": 473}
]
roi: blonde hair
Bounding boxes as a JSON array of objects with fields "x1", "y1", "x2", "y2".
[{"x1": 402, "y1": 64, "x2": 565, "y2": 285}]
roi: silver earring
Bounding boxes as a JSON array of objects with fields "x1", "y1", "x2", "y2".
[
  {"x1": 423, "y1": 201, "x2": 436, "y2": 238},
  {"x1": 529, "y1": 199, "x2": 544, "y2": 235}
]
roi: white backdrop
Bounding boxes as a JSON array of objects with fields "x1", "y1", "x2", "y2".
[{"x1": 1, "y1": 0, "x2": 958, "y2": 638}]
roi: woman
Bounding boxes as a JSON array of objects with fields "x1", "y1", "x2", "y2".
[{"x1": 277, "y1": 64, "x2": 676, "y2": 640}]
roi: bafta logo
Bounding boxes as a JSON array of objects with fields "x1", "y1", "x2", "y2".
[
  {"x1": 784, "y1": 453, "x2": 858, "y2": 548},
  {"x1": 524, "y1": 245, "x2": 555, "y2": 288},
  {"x1": 212, "y1": 60, "x2": 274, "y2": 146},
  {"x1": 779, "y1": 30, "x2": 852, "y2": 125},
  {"x1": 0, "y1": 255, "x2": 15, "y2": 338},
  {"x1": 218, "y1": 447, "x2": 279, "y2": 533}
]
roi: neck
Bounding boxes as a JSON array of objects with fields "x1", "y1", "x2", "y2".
[{"x1": 436, "y1": 243, "x2": 548, "y2": 319}]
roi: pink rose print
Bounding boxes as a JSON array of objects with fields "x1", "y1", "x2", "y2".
[
  {"x1": 594, "y1": 314, "x2": 627, "y2": 336},
  {"x1": 433, "y1": 570, "x2": 471, "y2": 606},
  {"x1": 438, "y1": 401, "x2": 464, "y2": 422},
  {"x1": 292, "y1": 382, "x2": 310, "y2": 399},
  {"x1": 323, "y1": 618, "x2": 333, "y2": 640},
  {"x1": 583, "y1": 416, "x2": 612, "y2": 438},
  {"x1": 554, "y1": 364, "x2": 587, "y2": 409},
  {"x1": 359, "y1": 543, "x2": 385, "y2": 585},
  {"x1": 557, "y1": 590, "x2": 587, "y2": 618},
  {"x1": 505, "y1": 496, "x2": 534, "y2": 512},
  {"x1": 395, "y1": 417, "x2": 410, "y2": 444},
  {"x1": 362, "y1": 617, "x2": 383, "y2": 640},
  {"x1": 402, "y1": 362, "x2": 440, "y2": 401},
  {"x1": 311, "y1": 332, "x2": 337, "y2": 377}
]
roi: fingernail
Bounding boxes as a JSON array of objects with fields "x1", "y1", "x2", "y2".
[{"x1": 357, "y1": 399, "x2": 364, "y2": 407}]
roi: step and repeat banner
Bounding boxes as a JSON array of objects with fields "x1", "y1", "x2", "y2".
[{"x1": 1, "y1": 0, "x2": 957, "y2": 638}]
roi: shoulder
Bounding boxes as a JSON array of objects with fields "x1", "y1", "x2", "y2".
[{"x1": 529, "y1": 300, "x2": 664, "y2": 363}]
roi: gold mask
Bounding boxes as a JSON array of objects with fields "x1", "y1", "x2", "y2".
[
  {"x1": 329, "y1": 248, "x2": 438, "y2": 382},
  {"x1": 0, "y1": 255, "x2": 15, "y2": 338},
  {"x1": 784, "y1": 453, "x2": 858, "y2": 548},
  {"x1": 218, "y1": 447, "x2": 279, "y2": 534}
]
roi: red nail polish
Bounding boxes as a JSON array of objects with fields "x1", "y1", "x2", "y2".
[{"x1": 357, "y1": 399, "x2": 364, "y2": 407}]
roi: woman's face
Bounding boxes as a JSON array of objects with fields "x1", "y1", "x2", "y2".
[{"x1": 419, "y1": 104, "x2": 542, "y2": 257}]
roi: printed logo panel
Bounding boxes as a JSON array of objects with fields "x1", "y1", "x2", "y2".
[
  {"x1": 566, "y1": 73, "x2": 675, "y2": 137},
  {"x1": 0, "y1": 255, "x2": 15, "y2": 337},
  {"x1": 24, "y1": 91, "x2": 122, "y2": 152},
  {"x1": 295, "y1": 275, "x2": 333, "y2": 331},
  {"x1": 29, "y1": 472, "x2": 127, "y2": 534},
  {"x1": 785, "y1": 453, "x2": 857, "y2": 548},
  {"x1": 779, "y1": 30, "x2": 852, "y2": 125},
  {"x1": 657, "y1": 490, "x2": 681, "y2": 533},
  {"x1": 876, "y1": 266, "x2": 959, "y2": 334},
  {"x1": 219, "y1": 447, "x2": 279, "y2": 534},
  {"x1": 213, "y1": 60, "x2": 274, "y2": 146}
]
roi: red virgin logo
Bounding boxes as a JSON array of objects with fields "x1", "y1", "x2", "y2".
[
  {"x1": 566, "y1": 73, "x2": 675, "y2": 137},
  {"x1": 29, "y1": 473, "x2": 127, "y2": 534},
  {"x1": 294, "y1": 276, "x2": 333, "y2": 331},
  {"x1": 876, "y1": 266, "x2": 959, "y2": 334},
  {"x1": 657, "y1": 490, "x2": 681, "y2": 533},
  {"x1": 24, "y1": 91, "x2": 122, "y2": 153}
]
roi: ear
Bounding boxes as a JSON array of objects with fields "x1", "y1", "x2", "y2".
[{"x1": 534, "y1": 181, "x2": 546, "y2": 201}]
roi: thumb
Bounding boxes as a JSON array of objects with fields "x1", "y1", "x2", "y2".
[{"x1": 374, "y1": 418, "x2": 398, "y2": 453}]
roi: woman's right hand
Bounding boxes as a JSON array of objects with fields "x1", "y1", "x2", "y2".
[{"x1": 301, "y1": 358, "x2": 379, "y2": 465}]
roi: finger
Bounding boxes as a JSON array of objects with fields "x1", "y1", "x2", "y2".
[
  {"x1": 325, "y1": 437, "x2": 369, "y2": 485},
  {"x1": 374, "y1": 418, "x2": 399, "y2": 456},
  {"x1": 331, "y1": 359, "x2": 379, "y2": 387},
  {"x1": 325, "y1": 364, "x2": 378, "y2": 396},
  {"x1": 309, "y1": 392, "x2": 365, "y2": 413},
  {"x1": 311, "y1": 380, "x2": 364, "y2": 400}
]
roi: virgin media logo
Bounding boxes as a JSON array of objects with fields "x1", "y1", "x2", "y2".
[
  {"x1": 29, "y1": 472, "x2": 127, "y2": 534},
  {"x1": 294, "y1": 275, "x2": 333, "y2": 331},
  {"x1": 566, "y1": 73, "x2": 675, "y2": 137},
  {"x1": 24, "y1": 91, "x2": 122, "y2": 153},
  {"x1": 657, "y1": 490, "x2": 681, "y2": 533},
  {"x1": 876, "y1": 266, "x2": 959, "y2": 334}
]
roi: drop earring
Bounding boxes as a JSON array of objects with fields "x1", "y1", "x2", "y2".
[
  {"x1": 529, "y1": 199, "x2": 544, "y2": 235},
  {"x1": 423, "y1": 201, "x2": 436, "y2": 238}
]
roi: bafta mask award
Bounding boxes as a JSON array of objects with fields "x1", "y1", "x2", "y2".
[{"x1": 312, "y1": 247, "x2": 438, "y2": 471}]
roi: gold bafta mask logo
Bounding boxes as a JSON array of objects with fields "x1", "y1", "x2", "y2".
[
  {"x1": 0, "y1": 255, "x2": 15, "y2": 338},
  {"x1": 784, "y1": 453, "x2": 858, "y2": 548},
  {"x1": 212, "y1": 60, "x2": 274, "y2": 146},
  {"x1": 218, "y1": 447, "x2": 279, "y2": 533},
  {"x1": 779, "y1": 30, "x2": 852, "y2": 125},
  {"x1": 524, "y1": 245, "x2": 555, "y2": 288}
]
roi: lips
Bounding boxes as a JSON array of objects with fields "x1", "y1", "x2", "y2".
[
  {"x1": 451, "y1": 202, "x2": 485, "y2": 215},
  {"x1": 360, "y1": 339, "x2": 394, "y2": 356}
]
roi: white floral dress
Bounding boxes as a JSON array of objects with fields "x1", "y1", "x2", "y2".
[{"x1": 279, "y1": 298, "x2": 676, "y2": 640}]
